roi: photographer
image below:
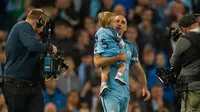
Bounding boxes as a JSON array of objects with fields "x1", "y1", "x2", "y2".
[
  {"x1": 2, "y1": 9, "x2": 57, "y2": 112},
  {"x1": 170, "y1": 14, "x2": 200, "y2": 112}
]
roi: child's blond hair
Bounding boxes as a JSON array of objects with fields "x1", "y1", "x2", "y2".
[{"x1": 97, "y1": 11, "x2": 116, "y2": 27}]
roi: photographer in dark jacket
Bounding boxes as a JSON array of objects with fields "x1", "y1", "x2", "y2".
[
  {"x1": 2, "y1": 9, "x2": 57, "y2": 112},
  {"x1": 170, "y1": 14, "x2": 200, "y2": 112}
]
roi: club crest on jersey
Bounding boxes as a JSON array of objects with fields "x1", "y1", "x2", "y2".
[
  {"x1": 94, "y1": 48, "x2": 98, "y2": 54},
  {"x1": 127, "y1": 50, "x2": 131, "y2": 56}
]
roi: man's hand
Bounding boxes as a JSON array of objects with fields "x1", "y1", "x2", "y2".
[
  {"x1": 142, "y1": 87, "x2": 151, "y2": 101},
  {"x1": 118, "y1": 51, "x2": 127, "y2": 62},
  {"x1": 52, "y1": 45, "x2": 57, "y2": 54}
]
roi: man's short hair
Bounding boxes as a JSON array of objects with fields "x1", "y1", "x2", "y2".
[
  {"x1": 26, "y1": 9, "x2": 49, "y2": 27},
  {"x1": 179, "y1": 14, "x2": 197, "y2": 27},
  {"x1": 27, "y1": 9, "x2": 45, "y2": 20}
]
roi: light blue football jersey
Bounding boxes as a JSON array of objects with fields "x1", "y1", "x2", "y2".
[
  {"x1": 105, "y1": 41, "x2": 139, "y2": 98},
  {"x1": 94, "y1": 27, "x2": 121, "y2": 57}
]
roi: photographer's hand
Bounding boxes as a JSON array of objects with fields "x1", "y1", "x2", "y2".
[{"x1": 52, "y1": 45, "x2": 57, "y2": 54}]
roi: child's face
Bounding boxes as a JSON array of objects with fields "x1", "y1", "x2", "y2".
[{"x1": 156, "y1": 54, "x2": 165, "y2": 68}]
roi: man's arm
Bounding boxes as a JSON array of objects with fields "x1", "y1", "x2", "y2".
[
  {"x1": 93, "y1": 52, "x2": 126, "y2": 67},
  {"x1": 131, "y1": 44, "x2": 150, "y2": 101},
  {"x1": 94, "y1": 55, "x2": 119, "y2": 67},
  {"x1": 133, "y1": 62, "x2": 150, "y2": 101},
  {"x1": 169, "y1": 37, "x2": 191, "y2": 67},
  {"x1": 133, "y1": 62, "x2": 147, "y2": 88},
  {"x1": 19, "y1": 25, "x2": 52, "y2": 52}
]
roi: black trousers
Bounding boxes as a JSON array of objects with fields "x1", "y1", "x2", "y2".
[{"x1": 2, "y1": 80, "x2": 44, "y2": 112}]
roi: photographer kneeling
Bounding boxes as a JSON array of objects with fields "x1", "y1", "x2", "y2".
[
  {"x1": 170, "y1": 14, "x2": 200, "y2": 112},
  {"x1": 2, "y1": 9, "x2": 57, "y2": 112}
]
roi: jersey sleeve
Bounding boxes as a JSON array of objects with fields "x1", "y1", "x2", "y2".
[{"x1": 131, "y1": 45, "x2": 140, "y2": 65}]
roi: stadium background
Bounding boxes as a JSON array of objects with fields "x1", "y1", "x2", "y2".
[{"x1": 0, "y1": 0, "x2": 200, "y2": 112}]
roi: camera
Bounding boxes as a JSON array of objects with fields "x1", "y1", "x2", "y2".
[
  {"x1": 166, "y1": 27, "x2": 183, "y2": 41},
  {"x1": 41, "y1": 21, "x2": 68, "y2": 81},
  {"x1": 156, "y1": 68, "x2": 179, "y2": 87},
  {"x1": 42, "y1": 49, "x2": 68, "y2": 81}
]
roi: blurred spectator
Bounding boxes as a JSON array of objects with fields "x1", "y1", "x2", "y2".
[
  {"x1": 166, "y1": 0, "x2": 192, "y2": 14},
  {"x1": 90, "y1": 77, "x2": 100, "y2": 112},
  {"x1": 192, "y1": 0, "x2": 200, "y2": 13},
  {"x1": 44, "y1": 103, "x2": 57, "y2": 112},
  {"x1": 6, "y1": 0, "x2": 26, "y2": 20},
  {"x1": 113, "y1": 4, "x2": 126, "y2": 17},
  {"x1": 151, "y1": 0, "x2": 168, "y2": 29},
  {"x1": 0, "y1": 8, "x2": 15, "y2": 31},
  {"x1": 0, "y1": 50, "x2": 6, "y2": 64},
  {"x1": 113, "y1": 0, "x2": 136, "y2": 13},
  {"x1": 137, "y1": 7, "x2": 161, "y2": 52},
  {"x1": 70, "y1": 30, "x2": 92, "y2": 68},
  {"x1": 156, "y1": 51, "x2": 170, "y2": 69},
  {"x1": 42, "y1": 6, "x2": 58, "y2": 21},
  {"x1": 83, "y1": 16, "x2": 96, "y2": 45},
  {"x1": 92, "y1": 66, "x2": 101, "y2": 78},
  {"x1": 56, "y1": 57, "x2": 81, "y2": 95},
  {"x1": 0, "y1": 29, "x2": 7, "y2": 40},
  {"x1": 56, "y1": 0, "x2": 79, "y2": 26},
  {"x1": 59, "y1": 91, "x2": 79, "y2": 112},
  {"x1": 79, "y1": 76, "x2": 101, "y2": 111},
  {"x1": 125, "y1": 24, "x2": 139, "y2": 51},
  {"x1": 0, "y1": 0, "x2": 7, "y2": 13},
  {"x1": 44, "y1": 79, "x2": 66, "y2": 111},
  {"x1": 98, "y1": 0, "x2": 114, "y2": 15},
  {"x1": 72, "y1": 0, "x2": 81, "y2": 13},
  {"x1": 127, "y1": 5, "x2": 143, "y2": 25},
  {"x1": 95, "y1": 99, "x2": 103, "y2": 112},
  {"x1": 155, "y1": 20, "x2": 179, "y2": 58},
  {"x1": 132, "y1": 101, "x2": 143, "y2": 112},
  {"x1": 79, "y1": 102, "x2": 90, "y2": 112},
  {"x1": 79, "y1": 0, "x2": 91, "y2": 21},
  {"x1": 138, "y1": 0, "x2": 150, "y2": 7},
  {"x1": 142, "y1": 48, "x2": 156, "y2": 74},
  {"x1": 144, "y1": 84, "x2": 175, "y2": 112},
  {"x1": 51, "y1": 18, "x2": 75, "y2": 56},
  {"x1": 17, "y1": 0, "x2": 35, "y2": 21},
  {"x1": 164, "y1": 1, "x2": 186, "y2": 28},
  {"x1": 78, "y1": 52, "x2": 93, "y2": 87},
  {"x1": 89, "y1": 0, "x2": 100, "y2": 20}
]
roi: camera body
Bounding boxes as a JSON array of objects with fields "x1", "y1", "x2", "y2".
[
  {"x1": 167, "y1": 27, "x2": 183, "y2": 41},
  {"x1": 41, "y1": 49, "x2": 68, "y2": 81},
  {"x1": 156, "y1": 68, "x2": 179, "y2": 87}
]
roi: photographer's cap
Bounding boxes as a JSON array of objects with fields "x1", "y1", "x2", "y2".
[{"x1": 179, "y1": 14, "x2": 197, "y2": 27}]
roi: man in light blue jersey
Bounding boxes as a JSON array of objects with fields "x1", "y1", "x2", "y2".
[
  {"x1": 95, "y1": 12, "x2": 127, "y2": 96},
  {"x1": 94, "y1": 15, "x2": 151, "y2": 112}
]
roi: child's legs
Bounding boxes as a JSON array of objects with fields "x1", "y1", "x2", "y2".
[
  {"x1": 117, "y1": 63, "x2": 125, "y2": 74},
  {"x1": 101, "y1": 66, "x2": 110, "y2": 82}
]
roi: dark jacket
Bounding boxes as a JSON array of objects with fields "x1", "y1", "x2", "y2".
[
  {"x1": 4, "y1": 21, "x2": 51, "y2": 82},
  {"x1": 170, "y1": 28, "x2": 200, "y2": 90}
]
